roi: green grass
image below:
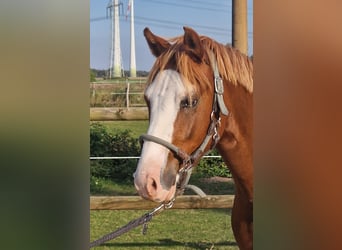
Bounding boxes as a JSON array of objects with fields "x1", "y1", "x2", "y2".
[
  {"x1": 92, "y1": 179, "x2": 138, "y2": 196},
  {"x1": 90, "y1": 209, "x2": 237, "y2": 250}
]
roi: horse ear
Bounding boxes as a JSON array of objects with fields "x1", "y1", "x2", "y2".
[
  {"x1": 144, "y1": 27, "x2": 171, "y2": 57},
  {"x1": 183, "y1": 26, "x2": 204, "y2": 63}
]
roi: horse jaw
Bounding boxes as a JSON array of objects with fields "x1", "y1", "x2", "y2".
[{"x1": 134, "y1": 70, "x2": 187, "y2": 202}]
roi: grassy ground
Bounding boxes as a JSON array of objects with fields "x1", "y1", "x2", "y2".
[{"x1": 90, "y1": 209, "x2": 237, "y2": 250}]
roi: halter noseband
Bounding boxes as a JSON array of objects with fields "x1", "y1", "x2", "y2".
[{"x1": 139, "y1": 53, "x2": 229, "y2": 195}]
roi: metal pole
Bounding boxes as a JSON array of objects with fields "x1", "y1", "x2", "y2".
[
  {"x1": 113, "y1": 0, "x2": 122, "y2": 77},
  {"x1": 129, "y1": 0, "x2": 137, "y2": 77},
  {"x1": 232, "y1": 0, "x2": 247, "y2": 55},
  {"x1": 109, "y1": 0, "x2": 114, "y2": 78}
]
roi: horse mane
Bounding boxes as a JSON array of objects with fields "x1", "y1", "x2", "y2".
[{"x1": 147, "y1": 35, "x2": 253, "y2": 93}]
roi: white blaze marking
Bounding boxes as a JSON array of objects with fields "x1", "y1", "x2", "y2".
[
  {"x1": 134, "y1": 70, "x2": 190, "y2": 195},
  {"x1": 146, "y1": 70, "x2": 187, "y2": 140}
]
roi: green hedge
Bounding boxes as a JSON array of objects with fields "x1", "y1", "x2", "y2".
[
  {"x1": 195, "y1": 150, "x2": 231, "y2": 178},
  {"x1": 90, "y1": 122, "x2": 231, "y2": 186},
  {"x1": 90, "y1": 123, "x2": 140, "y2": 182}
]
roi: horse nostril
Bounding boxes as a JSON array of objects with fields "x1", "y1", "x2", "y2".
[
  {"x1": 151, "y1": 179, "x2": 157, "y2": 190},
  {"x1": 146, "y1": 176, "x2": 159, "y2": 197}
]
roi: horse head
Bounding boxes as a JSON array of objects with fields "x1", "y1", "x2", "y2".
[{"x1": 134, "y1": 27, "x2": 216, "y2": 202}]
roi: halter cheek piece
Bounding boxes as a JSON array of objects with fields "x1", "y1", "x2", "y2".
[{"x1": 139, "y1": 53, "x2": 229, "y2": 196}]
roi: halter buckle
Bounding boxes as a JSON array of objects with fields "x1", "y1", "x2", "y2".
[{"x1": 215, "y1": 77, "x2": 224, "y2": 94}]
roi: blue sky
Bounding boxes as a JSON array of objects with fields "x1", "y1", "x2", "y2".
[{"x1": 90, "y1": 0, "x2": 253, "y2": 71}]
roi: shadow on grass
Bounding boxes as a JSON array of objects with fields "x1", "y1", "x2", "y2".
[
  {"x1": 103, "y1": 238, "x2": 237, "y2": 249},
  {"x1": 185, "y1": 175, "x2": 235, "y2": 196},
  {"x1": 208, "y1": 208, "x2": 233, "y2": 216}
]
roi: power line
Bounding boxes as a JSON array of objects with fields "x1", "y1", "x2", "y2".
[
  {"x1": 133, "y1": 15, "x2": 229, "y2": 32},
  {"x1": 90, "y1": 17, "x2": 232, "y2": 39},
  {"x1": 145, "y1": 0, "x2": 253, "y2": 14},
  {"x1": 90, "y1": 15, "x2": 253, "y2": 38},
  {"x1": 185, "y1": 0, "x2": 253, "y2": 12},
  {"x1": 144, "y1": 0, "x2": 229, "y2": 13},
  {"x1": 91, "y1": 16, "x2": 229, "y2": 37},
  {"x1": 133, "y1": 20, "x2": 230, "y2": 38},
  {"x1": 153, "y1": 0, "x2": 230, "y2": 8}
]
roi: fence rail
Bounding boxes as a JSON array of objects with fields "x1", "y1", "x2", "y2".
[
  {"x1": 90, "y1": 107, "x2": 148, "y2": 121},
  {"x1": 90, "y1": 195, "x2": 234, "y2": 210}
]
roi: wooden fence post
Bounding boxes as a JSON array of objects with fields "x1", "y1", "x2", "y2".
[{"x1": 232, "y1": 0, "x2": 248, "y2": 55}]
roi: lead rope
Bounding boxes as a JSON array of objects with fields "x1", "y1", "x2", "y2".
[{"x1": 90, "y1": 199, "x2": 175, "y2": 248}]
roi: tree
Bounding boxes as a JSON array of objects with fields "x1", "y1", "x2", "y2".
[{"x1": 90, "y1": 69, "x2": 96, "y2": 82}]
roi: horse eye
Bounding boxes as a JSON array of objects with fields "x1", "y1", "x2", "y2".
[
  {"x1": 180, "y1": 98, "x2": 189, "y2": 108},
  {"x1": 191, "y1": 99, "x2": 198, "y2": 107},
  {"x1": 180, "y1": 97, "x2": 198, "y2": 109}
]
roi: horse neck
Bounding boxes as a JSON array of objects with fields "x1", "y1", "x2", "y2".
[
  {"x1": 217, "y1": 80, "x2": 253, "y2": 166},
  {"x1": 216, "y1": 81, "x2": 253, "y2": 200}
]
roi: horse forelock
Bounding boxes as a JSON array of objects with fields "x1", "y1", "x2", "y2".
[{"x1": 147, "y1": 35, "x2": 253, "y2": 93}]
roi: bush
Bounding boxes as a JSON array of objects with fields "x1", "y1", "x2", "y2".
[
  {"x1": 90, "y1": 69, "x2": 96, "y2": 82},
  {"x1": 195, "y1": 150, "x2": 231, "y2": 178},
  {"x1": 90, "y1": 123, "x2": 140, "y2": 182},
  {"x1": 90, "y1": 122, "x2": 231, "y2": 184},
  {"x1": 90, "y1": 176, "x2": 105, "y2": 193}
]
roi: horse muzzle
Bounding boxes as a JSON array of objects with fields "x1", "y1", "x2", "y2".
[{"x1": 134, "y1": 171, "x2": 177, "y2": 202}]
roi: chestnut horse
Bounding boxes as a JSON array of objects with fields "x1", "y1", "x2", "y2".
[{"x1": 134, "y1": 27, "x2": 253, "y2": 249}]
